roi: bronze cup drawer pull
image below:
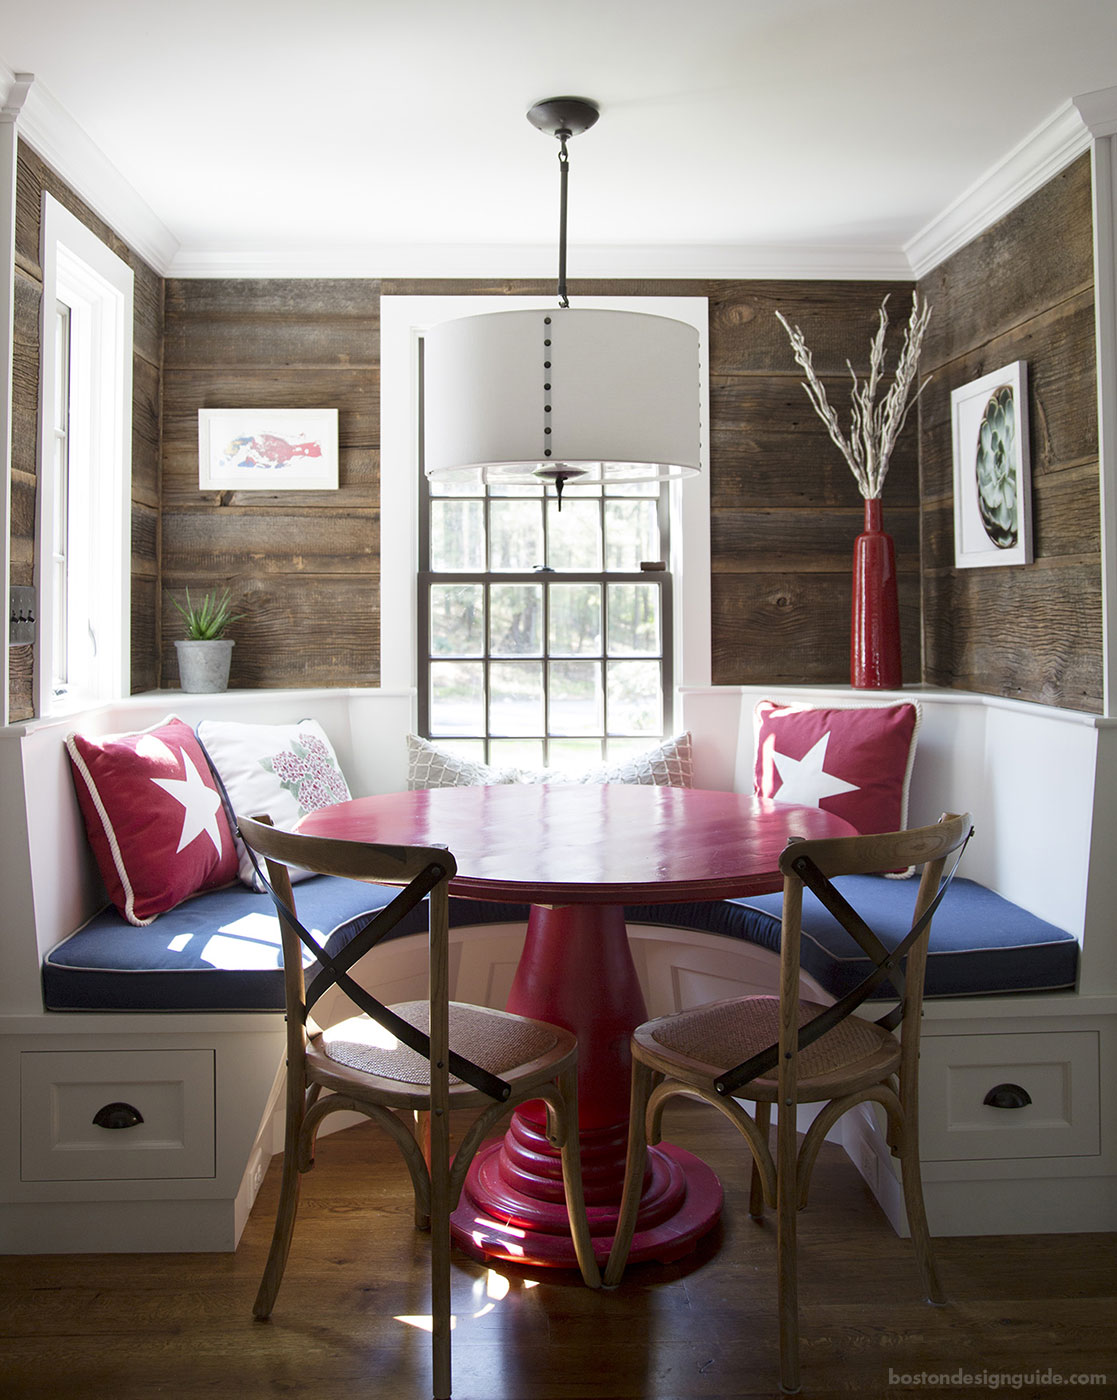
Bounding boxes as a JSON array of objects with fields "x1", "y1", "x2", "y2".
[
  {"x1": 983, "y1": 1083, "x2": 1032, "y2": 1110},
  {"x1": 92, "y1": 1102, "x2": 145, "y2": 1130}
]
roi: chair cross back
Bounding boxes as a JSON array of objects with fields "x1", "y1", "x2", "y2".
[
  {"x1": 238, "y1": 815, "x2": 511, "y2": 1102},
  {"x1": 714, "y1": 823, "x2": 973, "y2": 1098}
]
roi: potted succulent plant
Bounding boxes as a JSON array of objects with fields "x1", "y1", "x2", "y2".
[{"x1": 172, "y1": 588, "x2": 242, "y2": 693}]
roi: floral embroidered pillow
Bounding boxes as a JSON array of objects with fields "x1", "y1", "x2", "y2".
[{"x1": 196, "y1": 719, "x2": 352, "y2": 888}]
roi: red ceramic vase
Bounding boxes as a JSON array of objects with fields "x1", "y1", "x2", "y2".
[{"x1": 851, "y1": 496, "x2": 902, "y2": 688}]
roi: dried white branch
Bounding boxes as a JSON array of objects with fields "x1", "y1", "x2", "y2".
[{"x1": 776, "y1": 293, "x2": 932, "y2": 500}]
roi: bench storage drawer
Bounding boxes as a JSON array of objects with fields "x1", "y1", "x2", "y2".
[
  {"x1": 919, "y1": 1031, "x2": 1100, "y2": 1163},
  {"x1": 20, "y1": 1049, "x2": 216, "y2": 1182}
]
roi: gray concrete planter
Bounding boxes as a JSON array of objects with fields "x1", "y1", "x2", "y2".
[{"x1": 175, "y1": 639, "x2": 234, "y2": 693}]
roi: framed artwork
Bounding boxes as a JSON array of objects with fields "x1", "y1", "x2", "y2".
[
  {"x1": 950, "y1": 361, "x2": 1031, "y2": 568},
  {"x1": 198, "y1": 409, "x2": 339, "y2": 491}
]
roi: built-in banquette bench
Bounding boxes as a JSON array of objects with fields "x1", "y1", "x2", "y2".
[{"x1": 2, "y1": 685, "x2": 1115, "y2": 1253}]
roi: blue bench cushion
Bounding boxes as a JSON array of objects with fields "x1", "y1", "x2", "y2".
[
  {"x1": 42, "y1": 879, "x2": 528, "y2": 1013},
  {"x1": 43, "y1": 877, "x2": 388, "y2": 1011},
  {"x1": 625, "y1": 876, "x2": 1079, "y2": 999},
  {"x1": 43, "y1": 873, "x2": 1076, "y2": 1012}
]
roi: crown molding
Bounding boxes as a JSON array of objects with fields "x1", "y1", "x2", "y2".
[
  {"x1": 0, "y1": 68, "x2": 32, "y2": 120},
  {"x1": 1074, "y1": 84, "x2": 1117, "y2": 140},
  {"x1": 166, "y1": 240, "x2": 914, "y2": 282},
  {"x1": 2, "y1": 65, "x2": 1112, "y2": 286},
  {"x1": 3, "y1": 68, "x2": 178, "y2": 273},
  {"x1": 905, "y1": 99, "x2": 1092, "y2": 279}
]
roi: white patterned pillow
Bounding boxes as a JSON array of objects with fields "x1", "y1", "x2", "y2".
[
  {"x1": 406, "y1": 734, "x2": 521, "y2": 789},
  {"x1": 197, "y1": 719, "x2": 352, "y2": 888},
  {"x1": 549, "y1": 732, "x2": 693, "y2": 787},
  {"x1": 407, "y1": 732, "x2": 693, "y2": 790}
]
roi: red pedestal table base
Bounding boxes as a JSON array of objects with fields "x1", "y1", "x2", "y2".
[{"x1": 449, "y1": 903, "x2": 723, "y2": 1268}]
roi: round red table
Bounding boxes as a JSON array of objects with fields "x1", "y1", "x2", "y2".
[{"x1": 299, "y1": 784, "x2": 856, "y2": 1270}]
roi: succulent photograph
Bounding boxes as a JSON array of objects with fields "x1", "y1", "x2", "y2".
[{"x1": 974, "y1": 384, "x2": 1018, "y2": 549}]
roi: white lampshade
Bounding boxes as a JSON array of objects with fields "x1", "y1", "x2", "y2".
[{"x1": 423, "y1": 307, "x2": 701, "y2": 486}]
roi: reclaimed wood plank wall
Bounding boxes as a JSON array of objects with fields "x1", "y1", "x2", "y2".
[
  {"x1": 703, "y1": 280, "x2": 920, "y2": 685},
  {"x1": 8, "y1": 143, "x2": 163, "y2": 721},
  {"x1": 161, "y1": 274, "x2": 919, "y2": 694},
  {"x1": 917, "y1": 153, "x2": 1101, "y2": 711},
  {"x1": 161, "y1": 279, "x2": 380, "y2": 688}
]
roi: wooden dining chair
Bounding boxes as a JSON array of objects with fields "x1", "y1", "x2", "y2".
[
  {"x1": 238, "y1": 816, "x2": 600, "y2": 1400},
  {"x1": 604, "y1": 812, "x2": 973, "y2": 1394}
]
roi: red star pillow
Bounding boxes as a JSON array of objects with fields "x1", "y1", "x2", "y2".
[
  {"x1": 66, "y1": 716, "x2": 238, "y2": 925},
  {"x1": 754, "y1": 700, "x2": 921, "y2": 843}
]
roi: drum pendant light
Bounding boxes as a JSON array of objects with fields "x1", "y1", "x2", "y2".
[{"x1": 423, "y1": 97, "x2": 701, "y2": 507}]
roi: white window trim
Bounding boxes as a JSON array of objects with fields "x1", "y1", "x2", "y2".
[
  {"x1": 36, "y1": 193, "x2": 132, "y2": 716},
  {"x1": 379, "y1": 294, "x2": 711, "y2": 707}
]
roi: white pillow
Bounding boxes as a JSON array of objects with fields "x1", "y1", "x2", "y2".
[
  {"x1": 406, "y1": 734, "x2": 521, "y2": 789},
  {"x1": 197, "y1": 719, "x2": 352, "y2": 888},
  {"x1": 407, "y1": 732, "x2": 692, "y2": 790}
]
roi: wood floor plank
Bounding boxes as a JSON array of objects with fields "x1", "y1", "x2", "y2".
[{"x1": 0, "y1": 1099, "x2": 1113, "y2": 1400}]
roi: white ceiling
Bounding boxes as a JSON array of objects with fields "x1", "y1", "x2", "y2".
[{"x1": 2, "y1": 0, "x2": 1116, "y2": 278}]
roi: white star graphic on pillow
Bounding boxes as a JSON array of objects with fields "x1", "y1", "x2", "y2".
[
  {"x1": 152, "y1": 750, "x2": 225, "y2": 857},
  {"x1": 771, "y1": 732, "x2": 860, "y2": 808}
]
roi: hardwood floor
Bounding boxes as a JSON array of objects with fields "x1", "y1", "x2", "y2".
[{"x1": 2, "y1": 1100, "x2": 1114, "y2": 1400}]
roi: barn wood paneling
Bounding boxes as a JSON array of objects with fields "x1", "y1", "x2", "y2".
[
  {"x1": 8, "y1": 143, "x2": 163, "y2": 717},
  {"x1": 705, "y1": 279, "x2": 920, "y2": 685},
  {"x1": 712, "y1": 571, "x2": 922, "y2": 688},
  {"x1": 161, "y1": 275, "x2": 926, "y2": 692},
  {"x1": 917, "y1": 152, "x2": 1101, "y2": 713},
  {"x1": 160, "y1": 278, "x2": 381, "y2": 687}
]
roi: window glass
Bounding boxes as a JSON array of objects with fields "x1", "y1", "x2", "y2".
[
  {"x1": 430, "y1": 583, "x2": 484, "y2": 657},
  {"x1": 607, "y1": 583, "x2": 661, "y2": 657},
  {"x1": 548, "y1": 583, "x2": 602, "y2": 657},
  {"x1": 606, "y1": 659, "x2": 663, "y2": 736},
  {"x1": 431, "y1": 498, "x2": 485, "y2": 571},
  {"x1": 546, "y1": 499, "x2": 603, "y2": 571},
  {"x1": 490, "y1": 499, "x2": 544, "y2": 571},
  {"x1": 490, "y1": 583, "x2": 543, "y2": 657},
  {"x1": 430, "y1": 661, "x2": 485, "y2": 735},
  {"x1": 489, "y1": 661, "x2": 545, "y2": 736}
]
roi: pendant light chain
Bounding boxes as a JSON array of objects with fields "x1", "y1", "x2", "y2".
[{"x1": 557, "y1": 130, "x2": 571, "y2": 308}]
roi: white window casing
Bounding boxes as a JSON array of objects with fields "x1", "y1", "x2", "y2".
[{"x1": 36, "y1": 193, "x2": 132, "y2": 716}]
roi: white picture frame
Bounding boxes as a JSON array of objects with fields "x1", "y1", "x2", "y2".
[
  {"x1": 198, "y1": 408, "x2": 339, "y2": 491},
  {"x1": 950, "y1": 361, "x2": 1032, "y2": 569}
]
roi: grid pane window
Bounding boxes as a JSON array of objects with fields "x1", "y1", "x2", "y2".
[{"x1": 421, "y1": 429, "x2": 672, "y2": 764}]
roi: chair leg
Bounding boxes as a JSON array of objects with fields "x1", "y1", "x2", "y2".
[
  {"x1": 428, "y1": 1104, "x2": 453, "y2": 1400},
  {"x1": 897, "y1": 1109, "x2": 945, "y2": 1305},
  {"x1": 414, "y1": 1109, "x2": 432, "y2": 1231},
  {"x1": 252, "y1": 1138, "x2": 303, "y2": 1320},
  {"x1": 555, "y1": 1065, "x2": 602, "y2": 1288},
  {"x1": 776, "y1": 1101, "x2": 800, "y2": 1394},
  {"x1": 603, "y1": 1056, "x2": 656, "y2": 1287},
  {"x1": 750, "y1": 1100, "x2": 771, "y2": 1218}
]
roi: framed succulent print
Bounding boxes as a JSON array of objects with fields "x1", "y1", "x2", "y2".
[{"x1": 950, "y1": 361, "x2": 1032, "y2": 569}]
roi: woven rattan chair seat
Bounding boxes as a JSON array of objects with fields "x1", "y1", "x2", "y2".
[
  {"x1": 321, "y1": 1000, "x2": 561, "y2": 1085},
  {"x1": 647, "y1": 994, "x2": 897, "y2": 1086}
]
